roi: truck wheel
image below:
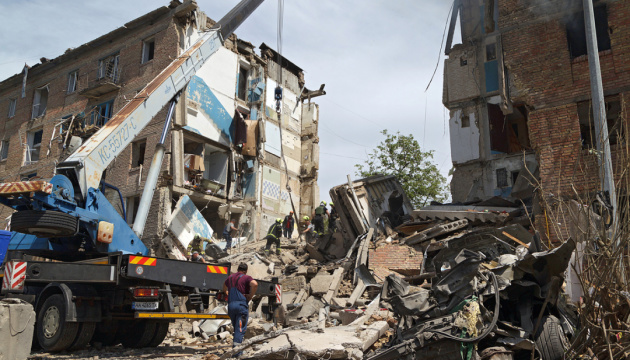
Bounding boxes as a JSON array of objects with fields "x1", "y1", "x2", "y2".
[
  {"x1": 69, "y1": 322, "x2": 96, "y2": 350},
  {"x1": 12, "y1": 210, "x2": 78, "y2": 237},
  {"x1": 120, "y1": 320, "x2": 157, "y2": 348},
  {"x1": 535, "y1": 315, "x2": 569, "y2": 360},
  {"x1": 36, "y1": 294, "x2": 80, "y2": 352},
  {"x1": 92, "y1": 320, "x2": 119, "y2": 347},
  {"x1": 147, "y1": 322, "x2": 170, "y2": 347}
]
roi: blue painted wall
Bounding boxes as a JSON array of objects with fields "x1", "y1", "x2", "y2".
[{"x1": 187, "y1": 76, "x2": 235, "y2": 143}]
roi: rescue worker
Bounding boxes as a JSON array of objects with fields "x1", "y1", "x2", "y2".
[
  {"x1": 223, "y1": 219, "x2": 238, "y2": 251},
  {"x1": 328, "y1": 202, "x2": 338, "y2": 233},
  {"x1": 312, "y1": 201, "x2": 329, "y2": 236},
  {"x1": 282, "y1": 211, "x2": 295, "y2": 239},
  {"x1": 264, "y1": 218, "x2": 283, "y2": 255},
  {"x1": 190, "y1": 251, "x2": 206, "y2": 263},
  {"x1": 222, "y1": 263, "x2": 258, "y2": 357},
  {"x1": 301, "y1": 216, "x2": 315, "y2": 242}
]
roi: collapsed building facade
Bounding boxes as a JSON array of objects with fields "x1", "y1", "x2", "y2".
[
  {"x1": 0, "y1": 1, "x2": 323, "y2": 255},
  {"x1": 444, "y1": 0, "x2": 630, "y2": 239}
]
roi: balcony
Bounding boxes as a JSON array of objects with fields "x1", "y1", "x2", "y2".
[{"x1": 79, "y1": 60, "x2": 122, "y2": 99}]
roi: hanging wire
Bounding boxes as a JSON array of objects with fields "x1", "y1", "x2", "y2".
[{"x1": 274, "y1": 0, "x2": 302, "y2": 238}]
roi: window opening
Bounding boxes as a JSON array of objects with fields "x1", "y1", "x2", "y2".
[
  {"x1": 566, "y1": 4, "x2": 611, "y2": 59},
  {"x1": 0, "y1": 140, "x2": 8, "y2": 161},
  {"x1": 98, "y1": 53, "x2": 120, "y2": 82},
  {"x1": 132, "y1": 140, "x2": 146, "y2": 167},
  {"x1": 496, "y1": 168, "x2": 508, "y2": 188},
  {"x1": 461, "y1": 115, "x2": 470, "y2": 128},
  {"x1": 142, "y1": 39, "x2": 155, "y2": 63},
  {"x1": 90, "y1": 100, "x2": 114, "y2": 127},
  {"x1": 578, "y1": 97, "x2": 621, "y2": 149},
  {"x1": 32, "y1": 86, "x2": 48, "y2": 118},
  {"x1": 67, "y1": 70, "x2": 78, "y2": 93},
  {"x1": 237, "y1": 65, "x2": 249, "y2": 100},
  {"x1": 488, "y1": 104, "x2": 530, "y2": 154},
  {"x1": 25, "y1": 129, "x2": 43, "y2": 164},
  {"x1": 7, "y1": 98, "x2": 16, "y2": 118}
]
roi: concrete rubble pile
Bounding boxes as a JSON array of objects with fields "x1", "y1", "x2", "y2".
[{"x1": 148, "y1": 175, "x2": 577, "y2": 360}]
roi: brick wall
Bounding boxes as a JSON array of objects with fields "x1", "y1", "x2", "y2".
[
  {"x1": 368, "y1": 243, "x2": 423, "y2": 276},
  {"x1": 494, "y1": 1, "x2": 630, "y2": 242},
  {"x1": 0, "y1": 8, "x2": 181, "y2": 246}
]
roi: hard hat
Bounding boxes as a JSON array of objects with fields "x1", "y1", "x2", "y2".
[
  {"x1": 321, "y1": 201, "x2": 327, "y2": 205},
  {"x1": 303, "y1": 216, "x2": 310, "y2": 221},
  {"x1": 290, "y1": 211, "x2": 294, "y2": 214},
  {"x1": 192, "y1": 251, "x2": 199, "y2": 255},
  {"x1": 276, "y1": 218, "x2": 282, "y2": 223},
  {"x1": 329, "y1": 202, "x2": 334, "y2": 206}
]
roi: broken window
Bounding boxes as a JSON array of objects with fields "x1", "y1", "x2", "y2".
[
  {"x1": 25, "y1": 129, "x2": 43, "y2": 164},
  {"x1": 90, "y1": 100, "x2": 114, "y2": 127},
  {"x1": 0, "y1": 140, "x2": 8, "y2": 161},
  {"x1": 142, "y1": 39, "x2": 155, "y2": 64},
  {"x1": 578, "y1": 97, "x2": 622, "y2": 149},
  {"x1": 97, "y1": 53, "x2": 120, "y2": 82},
  {"x1": 31, "y1": 86, "x2": 48, "y2": 119},
  {"x1": 566, "y1": 4, "x2": 611, "y2": 59},
  {"x1": 496, "y1": 168, "x2": 508, "y2": 188},
  {"x1": 131, "y1": 140, "x2": 146, "y2": 167},
  {"x1": 7, "y1": 98, "x2": 16, "y2": 118},
  {"x1": 67, "y1": 70, "x2": 78, "y2": 93},
  {"x1": 484, "y1": 42, "x2": 499, "y2": 93},
  {"x1": 486, "y1": 43, "x2": 497, "y2": 61},
  {"x1": 126, "y1": 196, "x2": 140, "y2": 225},
  {"x1": 488, "y1": 104, "x2": 531, "y2": 154},
  {"x1": 237, "y1": 62, "x2": 250, "y2": 101}
]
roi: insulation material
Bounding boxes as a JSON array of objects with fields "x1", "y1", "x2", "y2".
[
  {"x1": 264, "y1": 121, "x2": 282, "y2": 157},
  {"x1": 185, "y1": 48, "x2": 238, "y2": 146},
  {"x1": 167, "y1": 195, "x2": 214, "y2": 250},
  {"x1": 242, "y1": 120, "x2": 258, "y2": 156}
]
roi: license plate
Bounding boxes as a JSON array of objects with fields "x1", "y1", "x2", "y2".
[{"x1": 132, "y1": 301, "x2": 159, "y2": 310}]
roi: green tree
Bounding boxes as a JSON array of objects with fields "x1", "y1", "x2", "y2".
[{"x1": 355, "y1": 130, "x2": 448, "y2": 207}]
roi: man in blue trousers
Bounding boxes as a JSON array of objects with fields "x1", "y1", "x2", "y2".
[{"x1": 222, "y1": 263, "x2": 258, "y2": 357}]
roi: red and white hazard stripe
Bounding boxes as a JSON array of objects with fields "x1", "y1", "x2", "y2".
[
  {"x1": 275, "y1": 284, "x2": 282, "y2": 304},
  {"x1": 1, "y1": 261, "x2": 26, "y2": 291}
]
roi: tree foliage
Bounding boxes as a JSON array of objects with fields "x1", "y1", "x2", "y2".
[{"x1": 355, "y1": 130, "x2": 448, "y2": 208}]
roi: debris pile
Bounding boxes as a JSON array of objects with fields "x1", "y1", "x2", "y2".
[{"x1": 159, "y1": 175, "x2": 578, "y2": 360}]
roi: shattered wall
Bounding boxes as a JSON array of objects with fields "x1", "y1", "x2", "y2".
[{"x1": 445, "y1": 0, "x2": 630, "y2": 241}]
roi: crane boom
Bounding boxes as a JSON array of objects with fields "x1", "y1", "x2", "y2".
[{"x1": 58, "y1": 0, "x2": 264, "y2": 198}]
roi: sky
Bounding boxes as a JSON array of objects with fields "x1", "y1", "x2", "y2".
[{"x1": 0, "y1": 0, "x2": 458, "y2": 203}]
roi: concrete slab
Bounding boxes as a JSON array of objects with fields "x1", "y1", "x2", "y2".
[
  {"x1": 305, "y1": 243, "x2": 326, "y2": 262},
  {"x1": 310, "y1": 273, "x2": 334, "y2": 295},
  {"x1": 249, "y1": 334, "x2": 292, "y2": 359},
  {"x1": 297, "y1": 296, "x2": 324, "y2": 319},
  {"x1": 280, "y1": 250, "x2": 298, "y2": 265},
  {"x1": 323, "y1": 267, "x2": 345, "y2": 303},
  {"x1": 358, "y1": 320, "x2": 389, "y2": 351},
  {"x1": 287, "y1": 327, "x2": 363, "y2": 359},
  {"x1": 281, "y1": 276, "x2": 307, "y2": 292}
]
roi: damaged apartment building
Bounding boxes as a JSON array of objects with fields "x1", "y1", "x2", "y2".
[
  {"x1": 0, "y1": 1, "x2": 324, "y2": 255},
  {"x1": 444, "y1": 0, "x2": 630, "y2": 237}
]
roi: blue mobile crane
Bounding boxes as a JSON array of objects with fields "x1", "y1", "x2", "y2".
[{"x1": 0, "y1": 0, "x2": 281, "y2": 352}]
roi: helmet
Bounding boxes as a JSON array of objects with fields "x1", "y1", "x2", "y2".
[
  {"x1": 329, "y1": 202, "x2": 334, "y2": 206},
  {"x1": 289, "y1": 211, "x2": 294, "y2": 214},
  {"x1": 303, "y1": 216, "x2": 310, "y2": 221},
  {"x1": 321, "y1": 201, "x2": 327, "y2": 205},
  {"x1": 276, "y1": 218, "x2": 282, "y2": 223}
]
